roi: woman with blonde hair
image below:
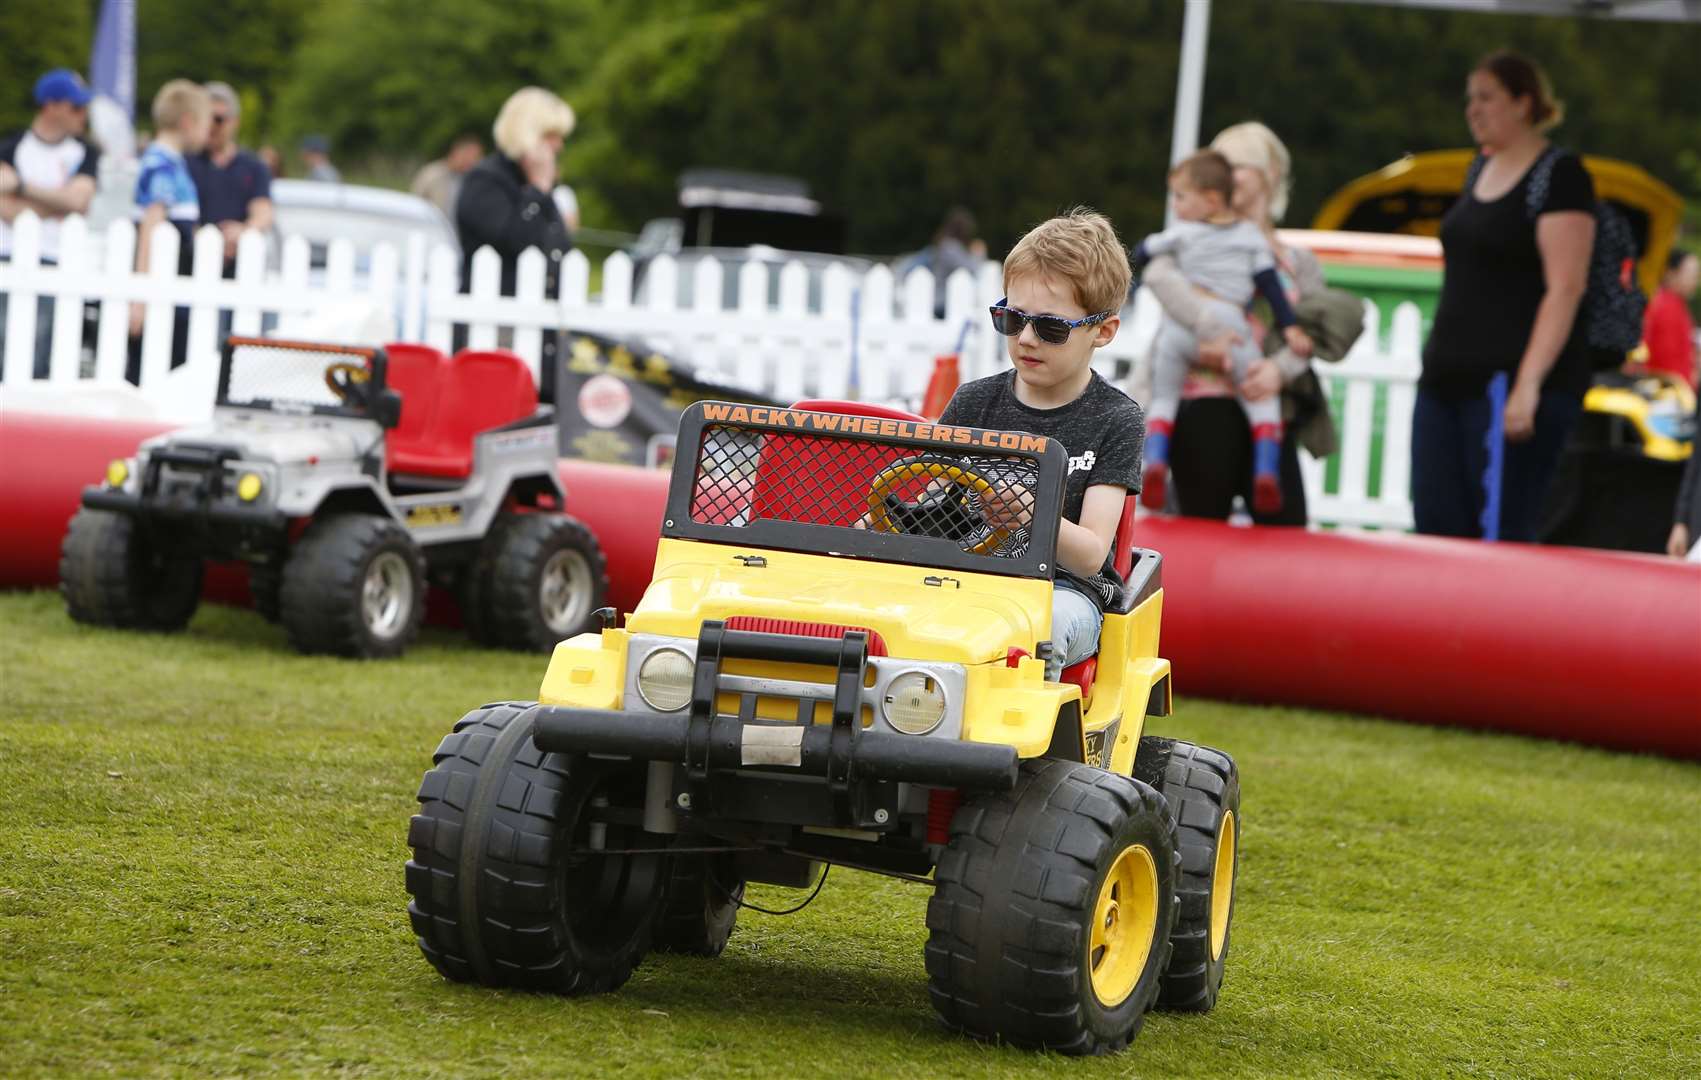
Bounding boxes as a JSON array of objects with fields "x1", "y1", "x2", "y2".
[
  {"x1": 453, "y1": 87, "x2": 577, "y2": 393},
  {"x1": 1138, "y1": 120, "x2": 1338, "y2": 525}
]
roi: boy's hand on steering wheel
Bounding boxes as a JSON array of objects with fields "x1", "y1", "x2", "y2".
[{"x1": 979, "y1": 482, "x2": 1033, "y2": 532}]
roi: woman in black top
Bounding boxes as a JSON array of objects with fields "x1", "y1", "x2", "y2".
[
  {"x1": 1414, "y1": 51, "x2": 1596, "y2": 541},
  {"x1": 453, "y1": 87, "x2": 575, "y2": 398}
]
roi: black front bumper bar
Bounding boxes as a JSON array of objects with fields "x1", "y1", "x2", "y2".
[
  {"x1": 531, "y1": 620, "x2": 1018, "y2": 793},
  {"x1": 82, "y1": 487, "x2": 287, "y2": 529},
  {"x1": 531, "y1": 705, "x2": 1019, "y2": 789}
]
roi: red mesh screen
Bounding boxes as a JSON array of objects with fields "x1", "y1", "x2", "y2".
[{"x1": 688, "y1": 424, "x2": 1040, "y2": 558}]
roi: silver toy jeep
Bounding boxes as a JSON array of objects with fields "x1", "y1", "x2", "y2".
[{"x1": 61, "y1": 337, "x2": 605, "y2": 659}]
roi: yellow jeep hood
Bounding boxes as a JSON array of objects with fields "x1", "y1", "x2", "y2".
[{"x1": 625, "y1": 538, "x2": 1053, "y2": 665}]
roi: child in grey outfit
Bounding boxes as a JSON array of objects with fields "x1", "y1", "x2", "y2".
[{"x1": 1136, "y1": 150, "x2": 1311, "y2": 514}]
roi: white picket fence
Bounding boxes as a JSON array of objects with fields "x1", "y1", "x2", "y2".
[{"x1": 0, "y1": 211, "x2": 1422, "y2": 529}]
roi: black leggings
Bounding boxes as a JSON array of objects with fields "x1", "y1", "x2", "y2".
[{"x1": 1169, "y1": 396, "x2": 1308, "y2": 526}]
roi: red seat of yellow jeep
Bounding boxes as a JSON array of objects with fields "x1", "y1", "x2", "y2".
[
  {"x1": 383, "y1": 343, "x2": 447, "y2": 474},
  {"x1": 387, "y1": 348, "x2": 537, "y2": 478},
  {"x1": 750, "y1": 400, "x2": 928, "y2": 526},
  {"x1": 1060, "y1": 496, "x2": 1137, "y2": 699}
]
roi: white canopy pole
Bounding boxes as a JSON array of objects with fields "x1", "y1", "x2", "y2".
[{"x1": 1166, "y1": 0, "x2": 1212, "y2": 225}]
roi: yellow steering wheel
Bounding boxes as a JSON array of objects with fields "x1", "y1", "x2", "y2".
[
  {"x1": 323, "y1": 360, "x2": 371, "y2": 402},
  {"x1": 865, "y1": 457, "x2": 1012, "y2": 555}
]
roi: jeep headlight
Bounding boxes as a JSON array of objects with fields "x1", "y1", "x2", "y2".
[
  {"x1": 883, "y1": 671, "x2": 947, "y2": 735},
  {"x1": 106, "y1": 459, "x2": 130, "y2": 488},
  {"x1": 636, "y1": 647, "x2": 693, "y2": 711}
]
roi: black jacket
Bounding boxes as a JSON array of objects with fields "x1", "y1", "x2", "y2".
[{"x1": 453, "y1": 153, "x2": 572, "y2": 297}]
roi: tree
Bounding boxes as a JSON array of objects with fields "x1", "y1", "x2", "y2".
[
  {"x1": 0, "y1": 0, "x2": 93, "y2": 135},
  {"x1": 136, "y1": 0, "x2": 322, "y2": 140}
]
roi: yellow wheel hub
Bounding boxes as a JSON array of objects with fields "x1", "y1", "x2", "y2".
[
  {"x1": 1210, "y1": 810, "x2": 1236, "y2": 963},
  {"x1": 1088, "y1": 843, "x2": 1159, "y2": 1007}
]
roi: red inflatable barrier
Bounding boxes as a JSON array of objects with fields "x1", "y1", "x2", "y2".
[
  {"x1": 0, "y1": 411, "x2": 178, "y2": 588},
  {"x1": 3, "y1": 410, "x2": 1696, "y2": 758},
  {"x1": 1131, "y1": 516, "x2": 1701, "y2": 760},
  {"x1": 555, "y1": 460, "x2": 668, "y2": 617}
]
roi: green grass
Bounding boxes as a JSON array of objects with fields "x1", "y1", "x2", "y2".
[{"x1": 2, "y1": 590, "x2": 1697, "y2": 1078}]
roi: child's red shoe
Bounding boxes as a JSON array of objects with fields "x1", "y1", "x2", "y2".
[
  {"x1": 1141, "y1": 463, "x2": 1168, "y2": 512},
  {"x1": 1252, "y1": 473, "x2": 1283, "y2": 515}
]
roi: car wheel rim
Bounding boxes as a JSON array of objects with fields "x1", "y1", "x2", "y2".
[
  {"x1": 1210, "y1": 809, "x2": 1236, "y2": 963},
  {"x1": 1088, "y1": 843, "x2": 1159, "y2": 1008},
  {"x1": 539, "y1": 548, "x2": 592, "y2": 635},
  {"x1": 362, "y1": 551, "x2": 412, "y2": 639}
]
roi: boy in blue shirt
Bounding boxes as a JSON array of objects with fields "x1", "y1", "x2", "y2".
[
  {"x1": 129, "y1": 79, "x2": 211, "y2": 373},
  {"x1": 938, "y1": 208, "x2": 1144, "y2": 680}
]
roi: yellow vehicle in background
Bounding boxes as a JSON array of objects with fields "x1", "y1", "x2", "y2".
[
  {"x1": 1313, "y1": 149, "x2": 1684, "y2": 295},
  {"x1": 404, "y1": 400, "x2": 1241, "y2": 1054}
]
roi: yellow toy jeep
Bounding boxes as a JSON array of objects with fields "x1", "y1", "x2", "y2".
[{"x1": 405, "y1": 401, "x2": 1241, "y2": 1053}]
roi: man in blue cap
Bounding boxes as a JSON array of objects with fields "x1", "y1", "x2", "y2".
[{"x1": 0, "y1": 69, "x2": 101, "y2": 378}]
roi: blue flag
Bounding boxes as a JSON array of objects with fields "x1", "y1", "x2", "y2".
[{"x1": 90, "y1": 0, "x2": 137, "y2": 119}]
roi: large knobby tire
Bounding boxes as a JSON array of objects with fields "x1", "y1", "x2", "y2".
[
  {"x1": 463, "y1": 513, "x2": 608, "y2": 652},
  {"x1": 59, "y1": 507, "x2": 202, "y2": 631},
  {"x1": 926, "y1": 759, "x2": 1179, "y2": 1054},
  {"x1": 1135, "y1": 737, "x2": 1241, "y2": 1013},
  {"x1": 653, "y1": 852, "x2": 744, "y2": 956},
  {"x1": 405, "y1": 702, "x2": 665, "y2": 992},
  {"x1": 278, "y1": 514, "x2": 425, "y2": 659}
]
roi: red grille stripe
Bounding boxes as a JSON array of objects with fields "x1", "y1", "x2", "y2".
[{"x1": 723, "y1": 616, "x2": 888, "y2": 656}]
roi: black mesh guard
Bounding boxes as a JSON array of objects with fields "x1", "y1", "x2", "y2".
[
  {"x1": 664, "y1": 403, "x2": 1065, "y2": 579},
  {"x1": 216, "y1": 336, "x2": 388, "y2": 419}
]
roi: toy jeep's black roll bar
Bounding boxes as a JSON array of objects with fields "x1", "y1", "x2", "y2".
[
  {"x1": 217, "y1": 336, "x2": 400, "y2": 427},
  {"x1": 659, "y1": 401, "x2": 1068, "y2": 581}
]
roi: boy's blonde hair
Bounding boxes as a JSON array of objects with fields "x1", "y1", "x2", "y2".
[
  {"x1": 152, "y1": 79, "x2": 212, "y2": 130},
  {"x1": 1003, "y1": 208, "x2": 1131, "y2": 316},
  {"x1": 492, "y1": 87, "x2": 575, "y2": 160}
]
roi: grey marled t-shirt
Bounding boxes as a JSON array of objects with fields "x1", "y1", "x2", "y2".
[{"x1": 939, "y1": 370, "x2": 1145, "y2": 604}]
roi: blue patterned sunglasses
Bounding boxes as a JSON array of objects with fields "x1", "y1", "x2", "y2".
[{"x1": 988, "y1": 298, "x2": 1114, "y2": 345}]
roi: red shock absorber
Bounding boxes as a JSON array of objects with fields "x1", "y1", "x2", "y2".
[{"x1": 927, "y1": 788, "x2": 963, "y2": 845}]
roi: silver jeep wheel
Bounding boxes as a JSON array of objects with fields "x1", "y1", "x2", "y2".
[
  {"x1": 540, "y1": 548, "x2": 593, "y2": 636},
  {"x1": 363, "y1": 551, "x2": 414, "y2": 640}
]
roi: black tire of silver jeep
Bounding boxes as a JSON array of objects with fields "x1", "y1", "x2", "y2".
[
  {"x1": 278, "y1": 514, "x2": 425, "y2": 659},
  {"x1": 60, "y1": 507, "x2": 202, "y2": 631}
]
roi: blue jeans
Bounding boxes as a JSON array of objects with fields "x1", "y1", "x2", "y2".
[
  {"x1": 1410, "y1": 385, "x2": 1582, "y2": 541},
  {"x1": 1049, "y1": 585, "x2": 1103, "y2": 681}
]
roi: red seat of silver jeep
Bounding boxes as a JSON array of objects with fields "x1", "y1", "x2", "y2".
[
  {"x1": 383, "y1": 343, "x2": 447, "y2": 474},
  {"x1": 386, "y1": 347, "x2": 538, "y2": 478}
]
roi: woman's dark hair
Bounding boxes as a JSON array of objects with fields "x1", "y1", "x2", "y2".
[
  {"x1": 1475, "y1": 50, "x2": 1564, "y2": 132},
  {"x1": 1669, "y1": 249, "x2": 1697, "y2": 273},
  {"x1": 935, "y1": 206, "x2": 978, "y2": 246}
]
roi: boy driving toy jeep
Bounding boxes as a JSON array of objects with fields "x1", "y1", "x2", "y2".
[{"x1": 405, "y1": 211, "x2": 1241, "y2": 1054}]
